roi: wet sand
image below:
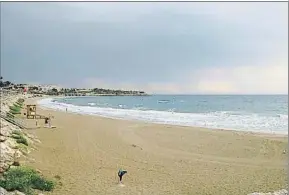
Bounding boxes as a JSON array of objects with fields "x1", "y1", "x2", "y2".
[{"x1": 23, "y1": 98, "x2": 288, "y2": 195}]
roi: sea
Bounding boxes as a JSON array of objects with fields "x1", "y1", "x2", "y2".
[{"x1": 38, "y1": 95, "x2": 288, "y2": 135}]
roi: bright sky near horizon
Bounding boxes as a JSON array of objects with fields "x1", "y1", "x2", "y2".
[{"x1": 1, "y1": 2, "x2": 288, "y2": 94}]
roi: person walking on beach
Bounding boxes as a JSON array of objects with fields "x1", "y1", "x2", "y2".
[
  {"x1": 118, "y1": 169, "x2": 127, "y2": 183},
  {"x1": 44, "y1": 117, "x2": 49, "y2": 126}
]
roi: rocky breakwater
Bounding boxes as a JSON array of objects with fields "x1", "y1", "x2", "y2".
[
  {"x1": 0, "y1": 94, "x2": 36, "y2": 195},
  {"x1": 0, "y1": 118, "x2": 34, "y2": 173},
  {"x1": 0, "y1": 94, "x2": 34, "y2": 173},
  {"x1": 1, "y1": 94, "x2": 55, "y2": 195}
]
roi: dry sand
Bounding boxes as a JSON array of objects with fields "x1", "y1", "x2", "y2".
[{"x1": 22, "y1": 98, "x2": 288, "y2": 195}]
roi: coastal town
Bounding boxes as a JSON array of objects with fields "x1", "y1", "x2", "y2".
[{"x1": 0, "y1": 80, "x2": 148, "y2": 96}]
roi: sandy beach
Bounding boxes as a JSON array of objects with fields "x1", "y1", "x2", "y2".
[{"x1": 22, "y1": 97, "x2": 288, "y2": 195}]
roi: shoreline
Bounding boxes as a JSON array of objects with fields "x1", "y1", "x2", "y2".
[
  {"x1": 22, "y1": 96, "x2": 288, "y2": 195},
  {"x1": 37, "y1": 96, "x2": 288, "y2": 138}
]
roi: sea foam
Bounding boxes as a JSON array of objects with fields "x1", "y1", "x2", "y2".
[{"x1": 38, "y1": 98, "x2": 288, "y2": 135}]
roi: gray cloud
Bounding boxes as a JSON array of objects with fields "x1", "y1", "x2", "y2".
[{"x1": 1, "y1": 2, "x2": 287, "y2": 93}]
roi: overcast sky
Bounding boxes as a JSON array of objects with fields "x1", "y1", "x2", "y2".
[{"x1": 1, "y1": 2, "x2": 288, "y2": 94}]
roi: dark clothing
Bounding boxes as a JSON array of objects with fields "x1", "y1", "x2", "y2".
[{"x1": 118, "y1": 169, "x2": 127, "y2": 182}]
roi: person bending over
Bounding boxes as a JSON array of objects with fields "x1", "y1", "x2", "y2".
[{"x1": 118, "y1": 169, "x2": 127, "y2": 183}]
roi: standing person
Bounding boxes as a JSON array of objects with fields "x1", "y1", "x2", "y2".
[
  {"x1": 118, "y1": 169, "x2": 127, "y2": 183},
  {"x1": 44, "y1": 117, "x2": 49, "y2": 127}
]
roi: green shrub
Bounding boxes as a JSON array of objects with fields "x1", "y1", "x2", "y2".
[
  {"x1": 9, "y1": 110, "x2": 21, "y2": 115},
  {"x1": 12, "y1": 130, "x2": 21, "y2": 136},
  {"x1": 13, "y1": 103, "x2": 22, "y2": 109},
  {"x1": 9, "y1": 106, "x2": 20, "y2": 111},
  {"x1": 9, "y1": 109, "x2": 21, "y2": 115},
  {"x1": 0, "y1": 167, "x2": 55, "y2": 195},
  {"x1": 17, "y1": 143, "x2": 29, "y2": 155},
  {"x1": 11, "y1": 134, "x2": 21, "y2": 139},
  {"x1": 11, "y1": 131, "x2": 28, "y2": 146},
  {"x1": 31, "y1": 176, "x2": 55, "y2": 191},
  {"x1": 16, "y1": 137, "x2": 28, "y2": 146},
  {"x1": 15, "y1": 102, "x2": 22, "y2": 106}
]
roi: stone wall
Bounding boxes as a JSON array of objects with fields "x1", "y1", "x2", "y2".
[{"x1": 0, "y1": 94, "x2": 33, "y2": 174}]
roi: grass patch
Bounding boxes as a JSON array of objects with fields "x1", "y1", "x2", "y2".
[
  {"x1": 16, "y1": 137, "x2": 28, "y2": 146},
  {"x1": 11, "y1": 134, "x2": 21, "y2": 139},
  {"x1": 12, "y1": 130, "x2": 22, "y2": 136},
  {"x1": 13, "y1": 103, "x2": 22, "y2": 108},
  {"x1": 9, "y1": 110, "x2": 21, "y2": 115},
  {"x1": 0, "y1": 166, "x2": 55, "y2": 195},
  {"x1": 9, "y1": 106, "x2": 21, "y2": 111},
  {"x1": 11, "y1": 131, "x2": 28, "y2": 146},
  {"x1": 9, "y1": 103, "x2": 22, "y2": 115},
  {"x1": 17, "y1": 143, "x2": 29, "y2": 155}
]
